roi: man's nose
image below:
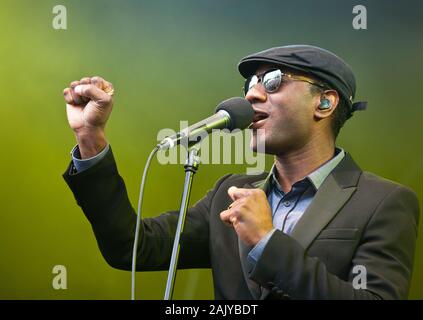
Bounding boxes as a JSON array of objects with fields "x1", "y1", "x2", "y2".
[{"x1": 245, "y1": 84, "x2": 267, "y2": 104}]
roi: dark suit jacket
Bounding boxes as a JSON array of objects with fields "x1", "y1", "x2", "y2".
[{"x1": 63, "y1": 147, "x2": 420, "y2": 300}]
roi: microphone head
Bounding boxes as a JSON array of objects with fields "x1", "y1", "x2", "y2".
[{"x1": 215, "y1": 97, "x2": 254, "y2": 130}]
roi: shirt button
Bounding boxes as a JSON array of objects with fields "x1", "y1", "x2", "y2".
[{"x1": 283, "y1": 200, "x2": 291, "y2": 207}]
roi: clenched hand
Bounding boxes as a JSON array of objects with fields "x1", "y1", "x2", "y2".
[
  {"x1": 220, "y1": 186, "x2": 273, "y2": 246},
  {"x1": 63, "y1": 76, "x2": 114, "y2": 159}
]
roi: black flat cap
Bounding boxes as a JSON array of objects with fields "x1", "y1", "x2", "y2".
[{"x1": 238, "y1": 45, "x2": 366, "y2": 118}]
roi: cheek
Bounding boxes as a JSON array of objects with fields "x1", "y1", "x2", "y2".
[
  {"x1": 267, "y1": 102, "x2": 295, "y2": 130},
  {"x1": 267, "y1": 98, "x2": 313, "y2": 135},
  {"x1": 268, "y1": 84, "x2": 314, "y2": 122}
]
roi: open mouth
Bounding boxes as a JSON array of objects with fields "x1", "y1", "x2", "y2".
[{"x1": 249, "y1": 111, "x2": 269, "y2": 129}]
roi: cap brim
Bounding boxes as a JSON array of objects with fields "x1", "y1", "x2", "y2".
[{"x1": 238, "y1": 57, "x2": 315, "y2": 78}]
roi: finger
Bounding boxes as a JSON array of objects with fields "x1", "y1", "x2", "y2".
[
  {"x1": 220, "y1": 210, "x2": 234, "y2": 227},
  {"x1": 74, "y1": 84, "x2": 112, "y2": 104},
  {"x1": 230, "y1": 216, "x2": 237, "y2": 225},
  {"x1": 69, "y1": 87, "x2": 85, "y2": 105},
  {"x1": 103, "y1": 81, "x2": 114, "y2": 95},
  {"x1": 227, "y1": 198, "x2": 243, "y2": 211},
  {"x1": 228, "y1": 186, "x2": 252, "y2": 201},
  {"x1": 68, "y1": 80, "x2": 86, "y2": 105},
  {"x1": 79, "y1": 77, "x2": 91, "y2": 85},
  {"x1": 91, "y1": 76, "x2": 114, "y2": 95},
  {"x1": 63, "y1": 88, "x2": 75, "y2": 105},
  {"x1": 70, "y1": 81, "x2": 80, "y2": 89},
  {"x1": 90, "y1": 76, "x2": 105, "y2": 89}
]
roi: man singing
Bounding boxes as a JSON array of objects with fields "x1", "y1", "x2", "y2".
[{"x1": 62, "y1": 45, "x2": 419, "y2": 299}]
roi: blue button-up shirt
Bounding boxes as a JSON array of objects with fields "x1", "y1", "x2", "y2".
[{"x1": 248, "y1": 148, "x2": 345, "y2": 264}]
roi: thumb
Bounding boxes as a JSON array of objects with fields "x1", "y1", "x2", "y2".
[{"x1": 228, "y1": 186, "x2": 251, "y2": 201}]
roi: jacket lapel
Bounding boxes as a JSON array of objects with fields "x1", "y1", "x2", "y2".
[
  {"x1": 289, "y1": 153, "x2": 361, "y2": 250},
  {"x1": 289, "y1": 174, "x2": 356, "y2": 250}
]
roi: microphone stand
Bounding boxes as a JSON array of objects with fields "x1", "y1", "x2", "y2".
[{"x1": 164, "y1": 145, "x2": 201, "y2": 300}]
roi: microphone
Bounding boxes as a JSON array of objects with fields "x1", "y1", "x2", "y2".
[{"x1": 157, "y1": 97, "x2": 254, "y2": 150}]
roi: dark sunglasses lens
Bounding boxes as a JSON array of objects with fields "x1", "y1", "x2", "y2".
[{"x1": 263, "y1": 70, "x2": 282, "y2": 92}]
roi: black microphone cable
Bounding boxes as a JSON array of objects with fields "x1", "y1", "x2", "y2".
[{"x1": 131, "y1": 145, "x2": 159, "y2": 300}]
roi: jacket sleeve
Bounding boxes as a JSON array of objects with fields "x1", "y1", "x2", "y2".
[
  {"x1": 63, "y1": 146, "x2": 231, "y2": 271},
  {"x1": 249, "y1": 185, "x2": 420, "y2": 300}
]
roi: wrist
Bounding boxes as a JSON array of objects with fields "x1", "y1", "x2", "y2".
[
  {"x1": 254, "y1": 226, "x2": 275, "y2": 246},
  {"x1": 74, "y1": 128, "x2": 108, "y2": 159}
]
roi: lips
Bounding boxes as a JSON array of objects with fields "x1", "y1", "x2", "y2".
[{"x1": 250, "y1": 110, "x2": 269, "y2": 129}]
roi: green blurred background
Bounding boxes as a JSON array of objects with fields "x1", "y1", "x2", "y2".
[{"x1": 0, "y1": 0, "x2": 422, "y2": 299}]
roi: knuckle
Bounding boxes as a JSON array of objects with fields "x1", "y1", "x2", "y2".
[
  {"x1": 91, "y1": 76, "x2": 103, "y2": 85},
  {"x1": 80, "y1": 77, "x2": 91, "y2": 84}
]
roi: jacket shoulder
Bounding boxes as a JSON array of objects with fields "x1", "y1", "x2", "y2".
[
  {"x1": 360, "y1": 171, "x2": 417, "y2": 197},
  {"x1": 356, "y1": 171, "x2": 420, "y2": 225}
]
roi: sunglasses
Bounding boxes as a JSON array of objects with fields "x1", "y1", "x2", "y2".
[{"x1": 244, "y1": 69, "x2": 328, "y2": 96}]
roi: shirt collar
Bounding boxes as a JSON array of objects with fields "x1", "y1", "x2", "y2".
[{"x1": 269, "y1": 147, "x2": 345, "y2": 192}]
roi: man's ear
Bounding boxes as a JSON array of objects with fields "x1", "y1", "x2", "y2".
[{"x1": 314, "y1": 90, "x2": 339, "y2": 120}]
